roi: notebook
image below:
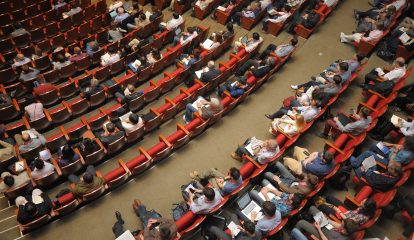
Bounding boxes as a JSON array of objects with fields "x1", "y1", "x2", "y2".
[
  {"x1": 338, "y1": 113, "x2": 352, "y2": 126},
  {"x1": 362, "y1": 156, "x2": 377, "y2": 172},
  {"x1": 390, "y1": 114, "x2": 403, "y2": 126},
  {"x1": 375, "y1": 142, "x2": 389, "y2": 155},
  {"x1": 244, "y1": 137, "x2": 261, "y2": 155},
  {"x1": 257, "y1": 184, "x2": 281, "y2": 201},
  {"x1": 202, "y1": 39, "x2": 215, "y2": 49},
  {"x1": 228, "y1": 221, "x2": 241, "y2": 236},
  {"x1": 399, "y1": 32, "x2": 412, "y2": 44},
  {"x1": 313, "y1": 211, "x2": 329, "y2": 227},
  {"x1": 240, "y1": 35, "x2": 248, "y2": 44}
]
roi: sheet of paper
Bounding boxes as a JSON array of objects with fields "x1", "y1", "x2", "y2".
[
  {"x1": 191, "y1": 97, "x2": 206, "y2": 109},
  {"x1": 202, "y1": 39, "x2": 214, "y2": 49},
  {"x1": 22, "y1": 130, "x2": 37, "y2": 139},
  {"x1": 195, "y1": 69, "x2": 203, "y2": 79},
  {"x1": 313, "y1": 211, "x2": 329, "y2": 227},
  {"x1": 390, "y1": 114, "x2": 403, "y2": 126},
  {"x1": 15, "y1": 162, "x2": 25, "y2": 172},
  {"x1": 228, "y1": 221, "x2": 241, "y2": 236},
  {"x1": 217, "y1": 6, "x2": 226, "y2": 11},
  {"x1": 39, "y1": 150, "x2": 51, "y2": 161},
  {"x1": 362, "y1": 156, "x2": 376, "y2": 172}
]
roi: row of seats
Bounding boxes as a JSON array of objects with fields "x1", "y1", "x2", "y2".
[{"x1": 0, "y1": 0, "x2": 51, "y2": 15}]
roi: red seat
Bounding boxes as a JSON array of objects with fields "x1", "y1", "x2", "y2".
[{"x1": 38, "y1": 88, "x2": 60, "y2": 107}]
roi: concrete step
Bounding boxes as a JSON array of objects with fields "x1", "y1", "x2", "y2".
[
  {"x1": 0, "y1": 225, "x2": 21, "y2": 240},
  {"x1": 0, "y1": 207, "x2": 15, "y2": 221},
  {"x1": 0, "y1": 216, "x2": 18, "y2": 232}
]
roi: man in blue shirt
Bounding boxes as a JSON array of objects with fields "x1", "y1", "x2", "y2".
[
  {"x1": 217, "y1": 76, "x2": 251, "y2": 98},
  {"x1": 259, "y1": 37, "x2": 298, "y2": 59},
  {"x1": 283, "y1": 146, "x2": 335, "y2": 177},
  {"x1": 327, "y1": 53, "x2": 365, "y2": 73},
  {"x1": 190, "y1": 167, "x2": 243, "y2": 196}
]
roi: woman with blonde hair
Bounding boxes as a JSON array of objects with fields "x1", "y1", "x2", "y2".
[{"x1": 269, "y1": 114, "x2": 305, "y2": 136}]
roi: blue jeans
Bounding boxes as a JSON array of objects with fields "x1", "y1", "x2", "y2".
[
  {"x1": 185, "y1": 103, "x2": 198, "y2": 122},
  {"x1": 135, "y1": 205, "x2": 161, "y2": 227},
  {"x1": 291, "y1": 228, "x2": 308, "y2": 240}
]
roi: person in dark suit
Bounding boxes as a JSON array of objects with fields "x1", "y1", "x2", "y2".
[
  {"x1": 99, "y1": 122, "x2": 125, "y2": 147},
  {"x1": 186, "y1": 61, "x2": 221, "y2": 87},
  {"x1": 82, "y1": 78, "x2": 104, "y2": 100},
  {"x1": 287, "y1": 9, "x2": 321, "y2": 33},
  {"x1": 236, "y1": 56, "x2": 276, "y2": 78},
  {"x1": 149, "y1": 6, "x2": 162, "y2": 21},
  {"x1": 16, "y1": 189, "x2": 53, "y2": 225}
]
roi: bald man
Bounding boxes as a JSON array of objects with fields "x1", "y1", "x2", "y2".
[
  {"x1": 12, "y1": 54, "x2": 31, "y2": 69},
  {"x1": 364, "y1": 57, "x2": 407, "y2": 84},
  {"x1": 18, "y1": 130, "x2": 47, "y2": 153}
]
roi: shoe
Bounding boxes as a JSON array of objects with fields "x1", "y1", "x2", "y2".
[
  {"x1": 182, "y1": 115, "x2": 189, "y2": 124},
  {"x1": 190, "y1": 171, "x2": 199, "y2": 180},
  {"x1": 115, "y1": 211, "x2": 124, "y2": 224},
  {"x1": 311, "y1": 76, "x2": 316, "y2": 81},
  {"x1": 265, "y1": 114, "x2": 273, "y2": 119},
  {"x1": 231, "y1": 152, "x2": 242, "y2": 161},
  {"x1": 131, "y1": 230, "x2": 141, "y2": 236},
  {"x1": 317, "y1": 132, "x2": 328, "y2": 139},
  {"x1": 291, "y1": 85, "x2": 298, "y2": 90},
  {"x1": 353, "y1": 9, "x2": 359, "y2": 19}
]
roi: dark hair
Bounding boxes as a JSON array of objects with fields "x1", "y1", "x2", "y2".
[
  {"x1": 243, "y1": 221, "x2": 256, "y2": 234},
  {"x1": 34, "y1": 159, "x2": 45, "y2": 170},
  {"x1": 61, "y1": 144, "x2": 75, "y2": 160},
  {"x1": 229, "y1": 167, "x2": 240, "y2": 180},
  {"x1": 252, "y1": 32, "x2": 260, "y2": 40},
  {"x1": 106, "y1": 123, "x2": 116, "y2": 133},
  {"x1": 159, "y1": 226, "x2": 171, "y2": 240},
  {"x1": 139, "y1": 13, "x2": 146, "y2": 20},
  {"x1": 262, "y1": 201, "x2": 276, "y2": 217},
  {"x1": 13, "y1": 22, "x2": 22, "y2": 30},
  {"x1": 57, "y1": 54, "x2": 66, "y2": 63},
  {"x1": 83, "y1": 172, "x2": 94, "y2": 183},
  {"x1": 172, "y1": 12, "x2": 179, "y2": 19},
  {"x1": 129, "y1": 113, "x2": 139, "y2": 124},
  {"x1": 291, "y1": 194, "x2": 303, "y2": 207},
  {"x1": 285, "y1": 5, "x2": 292, "y2": 12},
  {"x1": 192, "y1": 48, "x2": 200, "y2": 57},
  {"x1": 359, "y1": 107, "x2": 371, "y2": 118},
  {"x1": 140, "y1": 56, "x2": 147, "y2": 65},
  {"x1": 108, "y1": 47, "x2": 116, "y2": 54},
  {"x1": 359, "y1": 198, "x2": 376, "y2": 218},
  {"x1": 4, "y1": 175, "x2": 15, "y2": 187},
  {"x1": 322, "y1": 151, "x2": 334, "y2": 164},
  {"x1": 203, "y1": 187, "x2": 215, "y2": 201},
  {"x1": 152, "y1": 49, "x2": 161, "y2": 60},
  {"x1": 24, "y1": 202, "x2": 37, "y2": 216},
  {"x1": 403, "y1": 136, "x2": 414, "y2": 152},
  {"x1": 339, "y1": 62, "x2": 349, "y2": 71},
  {"x1": 333, "y1": 75, "x2": 342, "y2": 85},
  {"x1": 356, "y1": 53, "x2": 365, "y2": 62},
  {"x1": 226, "y1": 22, "x2": 234, "y2": 33},
  {"x1": 343, "y1": 219, "x2": 359, "y2": 234},
  {"x1": 389, "y1": 164, "x2": 403, "y2": 176},
  {"x1": 376, "y1": 22, "x2": 385, "y2": 31},
  {"x1": 291, "y1": 37, "x2": 298, "y2": 46}
]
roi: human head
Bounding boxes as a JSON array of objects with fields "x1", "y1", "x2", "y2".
[
  {"x1": 229, "y1": 167, "x2": 240, "y2": 181},
  {"x1": 342, "y1": 219, "x2": 359, "y2": 234},
  {"x1": 21, "y1": 64, "x2": 30, "y2": 72},
  {"x1": 172, "y1": 12, "x2": 179, "y2": 19},
  {"x1": 4, "y1": 175, "x2": 15, "y2": 187},
  {"x1": 89, "y1": 41, "x2": 98, "y2": 51},
  {"x1": 117, "y1": 7, "x2": 124, "y2": 15},
  {"x1": 291, "y1": 37, "x2": 298, "y2": 46},
  {"x1": 359, "y1": 107, "x2": 371, "y2": 118},
  {"x1": 34, "y1": 159, "x2": 45, "y2": 170},
  {"x1": 403, "y1": 136, "x2": 414, "y2": 152},
  {"x1": 127, "y1": 84, "x2": 135, "y2": 92},
  {"x1": 386, "y1": 5, "x2": 396, "y2": 15},
  {"x1": 339, "y1": 62, "x2": 349, "y2": 72},
  {"x1": 24, "y1": 202, "x2": 37, "y2": 216},
  {"x1": 266, "y1": 56, "x2": 276, "y2": 67},
  {"x1": 243, "y1": 221, "x2": 256, "y2": 235},
  {"x1": 159, "y1": 226, "x2": 171, "y2": 240},
  {"x1": 290, "y1": 193, "x2": 303, "y2": 207},
  {"x1": 74, "y1": 47, "x2": 81, "y2": 55},
  {"x1": 265, "y1": 139, "x2": 278, "y2": 151},
  {"x1": 83, "y1": 172, "x2": 94, "y2": 183},
  {"x1": 61, "y1": 144, "x2": 75, "y2": 159},
  {"x1": 226, "y1": 22, "x2": 234, "y2": 33},
  {"x1": 129, "y1": 113, "x2": 139, "y2": 124},
  {"x1": 71, "y1": 1, "x2": 78, "y2": 9},
  {"x1": 13, "y1": 22, "x2": 23, "y2": 30},
  {"x1": 16, "y1": 54, "x2": 25, "y2": 61},
  {"x1": 252, "y1": 32, "x2": 260, "y2": 41},
  {"x1": 22, "y1": 133, "x2": 31, "y2": 143},
  {"x1": 305, "y1": 173, "x2": 319, "y2": 187},
  {"x1": 207, "y1": 60, "x2": 215, "y2": 69},
  {"x1": 376, "y1": 22, "x2": 385, "y2": 31},
  {"x1": 106, "y1": 122, "x2": 116, "y2": 133},
  {"x1": 333, "y1": 75, "x2": 342, "y2": 85},
  {"x1": 262, "y1": 201, "x2": 276, "y2": 217},
  {"x1": 354, "y1": 53, "x2": 365, "y2": 62},
  {"x1": 108, "y1": 46, "x2": 116, "y2": 54},
  {"x1": 90, "y1": 78, "x2": 99, "y2": 87},
  {"x1": 284, "y1": 5, "x2": 292, "y2": 12},
  {"x1": 322, "y1": 151, "x2": 334, "y2": 164},
  {"x1": 295, "y1": 114, "x2": 305, "y2": 129},
  {"x1": 394, "y1": 57, "x2": 405, "y2": 67},
  {"x1": 203, "y1": 187, "x2": 215, "y2": 201},
  {"x1": 209, "y1": 97, "x2": 221, "y2": 108},
  {"x1": 192, "y1": 48, "x2": 200, "y2": 57},
  {"x1": 388, "y1": 163, "x2": 402, "y2": 177},
  {"x1": 57, "y1": 54, "x2": 66, "y2": 63}
]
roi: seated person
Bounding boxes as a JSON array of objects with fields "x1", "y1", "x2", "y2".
[
  {"x1": 363, "y1": 137, "x2": 414, "y2": 166},
  {"x1": 52, "y1": 0, "x2": 67, "y2": 10},
  {"x1": 231, "y1": 137, "x2": 280, "y2": 164},
  {"x1": 115, "y1": 84, "x2": 144, "y2": 103},
  {"x1": 78, "y1": 138, "x2": 101, "y2": 156},
  {"x1": 340, "y1": 22, "x2": 384, "y2": 44},
  {"x1": 56, "y1": 144, "x2": 80, "y2": 167},
  {"x1": 378, "y1": 17, "x2": 414, "y2": 60},
  {"x1": 262, "y1": 5, "x2": 292, "y2": 32},
  {"x1": 183, "y1": 97, "x2": 223, "y2": 123},
  {"x1": 236, "y1": 56, "x2": 276, "y2": 78},
  {"x1": 0, "y1": 171, "x2": 30, "y2": 193},
  {"x1": 236, "y1": 200, "x2": 281, "y2": 234},
  {"x1": 287, "y1": 9, "x2": 321, "y2": 33},
  {"x1": 86, "y1": 41, "x2": 101, "y2": 57},
  {"x1": 147, "y1": 48, "x2": 163, "y2": 64},
  {"x1": 187, "y1": 186, "x2": 222, "y2": 214},
  {"x1": 108, "y1": 22, "x2": 124, "y2": 42},
  {"x1": 24, "y1": 96, "x2": 45, "y2": 121},
  {"x1": 160, "y1": 12, "x2": 184, "y2": 31},
  {"x1": 12, "y1": 54, "x2": 31, "y2": 69},
  {"x1": 53, "y1": 54, "x2": 71, "y2": 70},
  {"x1": 30, "y1": 159, "x2": 56, "y2": 180},
  {"x1": 18, "y1": 130, "x2": 47, "y2": 153},
  {"x1": 16, "y1": 189, "x2": 53, "y2": 225},
  {"x1": 129, "y1": 55, "x2": 151, "y2": 73},
  {"x1": 175, "y1": 27, "x2": 199, "y2": 46},
  {"x1": 212, "y1": 0, "x2": 237, "y2": 19},
  {"x1": 217, "y1": 76, "x2": 251, "y2": 98},
  {"x1": 234, "y1": 32, "x2": 264, "y2": 53},
  {"x1": 127, "y1": 12, "x2": 150, "y2": 31},
  {"x1": 363, "y1": 57, "x2": 406, "y2": 85},
  {"x1": 194, "y1": 0, "x2": 213, "y2": 11},
  {"x1": 0, "y1": 139, "x2": 16, "y2": 161},
  {"x1": 186, "y1": 61, "x2": 221, "y2": 87},
  {"x1": 114, "y1": 7, "x2": 130, "y2": 24},
  {"x1": 121, "y1": 113, "x2": 144, "y2": 135},
  {"x1": 101, "y1": 47, "x2": 121, "y2": 66},
  {"x1": 19, "y1": 64, "x2": 40, "y2": 82},
  {"x1": 270, "y1": 113, "x2": 305, "y2": 137},
  {"x1": 201, "y1": 33, "x2": 222, "y2": 51},
  {"x1": 309, "y1": 0, "x2": 338, "y2": 9},
  {"x1": 149, "y1": 6, "x2": 163, "y2": 21},
  {"x1": 263, "y1": 162, "x2": 319, "y2": 194},
  {"x1": 127, "y1": 38, "x2": 149, "y2": 52},
  {"x1": 33, "y1": 80, "x2": 58, "y2": 98},
  {"x1": 292, "y1": 206, "x2": 359, "y2": 240},
  {"x1": 265, "y1": 99, "x2": 321, "y2": 122},
  {"x1": 10, "y1": 22, "x2": 29, "y2": 38},
  {"x1": 62, "y1": 2, "x2": 82, "y2": 18},
  {"x1": 355, "y1": 7, "x2": 395, "y2": 33},
  {"x1": 317, "y1": 196, "x2": 376, "y2": 225},
  {"x1": 99, "y1": 122, "x2": 125, "y2": 147},
  {"x1": 232, "y1": 1, "x2": 261, "y2": 25},
  {"x1": 260, "y1": 37, "x2": 298, "y2": 59},
  {"x1": 0, "y1": 94, "x2": 11, "y2": 108},
  {"x1": 370, "y1": 114, "x2": 414, "y2": 140},
  {"x1": 222, "y1": 22, "x2": 235, "y2": 40},
  {"x1": 250, "y1": 181, "x2": 303, "y2": 217},
  {"x1": 208, "y1": 215, "x2": 262, "y2": 240},
  {"x1": 112, "y1": 199, "x2": 178, "y2": 239},
  {"x1": 82, "y1": 78, "x2": 103, "y2": 100},
  {"x1": 189, "y1": 167, "x2": 243, "y2": 196},
  {"x1": 321, "y1": 107, "x2": 372, "y2": 138},
  {"x1": 179, "y1": 48, "x2": 202, "y2": 69},
  {"x1": 30, "y1": 45, "x2": 45, "y2": 60},
  {"x1": 283, "y1": 146, "x2": 335, "y2": 177},
  {"x1": 68, "y1": 47, "x2": 88, "y2": 62},
  {"x1": 69, "y1": 165, "x2": 105, "y2": 197},
  {"x1": 327, "y1": 53, "x2": 365, "y2": 74}
]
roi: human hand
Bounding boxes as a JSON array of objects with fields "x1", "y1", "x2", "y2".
[
  {"x1": 273, "y1": 175, "x2": 280, "y2": 182},
  {"x1": 261, "y1": 187, "x2": 269, "y2": 194},
  {"x1": 251, "y1": 211, "x2": 257, "y2": 220},
  {"x1": 334, "y1": 117, "x2": 339, "y2": 122}
]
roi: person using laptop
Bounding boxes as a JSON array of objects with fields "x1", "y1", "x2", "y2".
[
  {"x1": 291, "y1": 206, "x2": 360, "y2": 240},
  {"x1": 234, "y1": 32, "x2": 263, "y2": 53},
  {"x1": 189, "y1": 167, "x2": 243, "y2": 196},
  {"x1": 208, "y1": 215, "x2": 262, "y2": 240},
  {"x1": 320, "y1": 107, "x2": 372, "y2": 139},
  {"x1": 237, "y1": 200, "x2": 282, "y2": 234},
  {"x1": 283, "y1": 146, "x2": 335, "y2": 177},
  {"x1": 231, "y1": 137, "x2": 280, "y2": 164},
  {"x1": 187, "y1": 186, "x2": 222, "y2": 214}
]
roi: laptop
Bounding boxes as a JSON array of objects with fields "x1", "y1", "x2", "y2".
[
  {"x1": 237, "y1": 193, "x2": 263, "y2": 220},
  {"x1": 240, "y1": 35, "x2": 248, "y2": 44},
  {"x1": 175, "y1": 27, "x2": 182, "y2": 36},
  {"x1": 338, "y1": 113, "x2": 352, "y2": 126}
]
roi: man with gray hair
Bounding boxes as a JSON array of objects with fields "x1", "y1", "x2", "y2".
[
  {"x1": 186, "y1": 61, "x2": 222, "y2": 87},
  {"x1": 236, "y1": 56, "x2": 276, "y2": 78},
  {"x1": 231, "y1": 137, "x2": 280, "y2": 164},
  {"x1": 183, "y1": 97, "x2": 223, "y2": 123},
  {"x1": 18, "y1": 129, "x2": 47, "y2": 153}
]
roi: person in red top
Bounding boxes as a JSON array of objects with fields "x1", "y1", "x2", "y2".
[
  {"x1": 69, "y1": 47, "x2": 88, "y2": 62},
  {"x1": 33, "y1": 81, "x2": 58, "y2": 98}
]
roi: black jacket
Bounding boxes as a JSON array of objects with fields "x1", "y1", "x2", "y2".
[
  {"x1": 17, "y1": 193, "x2": 53, "y2": 225},
  {"x1": 200, "y1": 68, "x2": 221, "y2": 83}
]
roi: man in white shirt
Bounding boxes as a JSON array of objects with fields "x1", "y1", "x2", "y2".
[
  {"x1": 101, "y1": 47, "x2": 121, "y2": 66},
  {"x1": 187, "y1": 187, "x2": 222, "y2": 214},
  {"x1": 234, "y1": 32, "x2": 263, "y2": 53},
  {"x1": 121, "y1": 113, "x2": 144, "y2": 135},
  {"x1": 231, "y1": 138, "x2": 280, "y2": 164},
  {"x1": 262, "y1": 5, "x2": 292, "y2": 31},
  {"x1": 364, "y1": 57, "x2": 406, "y2": 85},
  {"x1": 340, "y1": 23, "x2": 384, "y2": 44},
  {"x1": 114, "y1": 7, "x2": 130, "y2": 24},
  {"x1": 161, "y1": 13, "x2": 184, "y2": 31},
  {"x1": 31, "y1": 159, "x2": 56, "y2": 180},
  {"x1": 179, "y1": 27, "x2": 198, "y2": 45}
]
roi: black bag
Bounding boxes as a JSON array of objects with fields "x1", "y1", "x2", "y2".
[
  {"x1": 377, "y1": 49, "x2": 395, "y2": 61},
  {"x1": 328, "y1": 165, "x2": 352, "y2": 190},
  {"x1": 364, "y1": 80, "x2": 395, "y2": 97},
  {"x1": 201, "y1": 215, "x2": 227, "y2": 240},
  {"x1": 171, "y1": 201, "x2": 189, "y2": 221}
]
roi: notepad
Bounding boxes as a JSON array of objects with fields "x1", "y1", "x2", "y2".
[
  {"x1": 228, "y1": 221, "x2": 241, "y2": 236},
  {"x1": 362, "y1": 156, "x2": 376, "y2": 172},
  {"x1": 191, "y1": 97, "x2": 206, "y2": 109},
  {"x1": 390, "y1": 114, "x2": 403, "y2": 126},
  {"x1": 257, "y1": 184, "x2": 280, "y2": 201},
  {"x1": 195, "y1": 69, "x2": 204, "y2": 79},
  {"x1": 22, "y1": 130, "x2": 37, "y2": 139},
  {"x1": 399, "y1": 32, "x2": 412, "y2": 44},
  {"x1": 202, "y1": 39, "x2": 214, "y2": 49},
  {"x1": 217, "y1": 6, "x2": 227, "y2": 11},
  {"x1": 313, "y1": 211, "x2": 329, "y2": 227}
]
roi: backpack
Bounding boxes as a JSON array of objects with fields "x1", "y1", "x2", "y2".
[
  {"x1": 171, "y1": 201, "x2": 189, "y2": 221},
  {"x1": 364, "y1": 80, "x2": 395, "y2": 97}
]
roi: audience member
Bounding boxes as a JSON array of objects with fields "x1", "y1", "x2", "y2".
[
  {"x1": 69, "y1": 47, "x2": 88, "y2": 62},
  {"x1": 12, "y1": 54, "x2": 31, "y2": 69},
  {"x1": 53, "y1": 54, "x2": 71, "y2": 70},
  {"x1": 183, "y1": 97, "x2": 223, "y2": 123},
  {"x1": 101, "y1": 47, "x2": 121, "y2": 66},
  {"x1": 99, "y1": 122, "x2": 125, "y2": 147},
  {"x1": 189, "y1": 167, "x2": 242, "y2": 196},
  {"x1": 208, "y1": 214, "x2": 262, "y2": 239},
  {"x1": 270, "y1": 113, "x2": 305, "y2": 137},
  {"x1": 121, "y1": 113, "x2": 144, "y2": 135},
  {"x1": 234, "y1": 32, "x2": 263, "y2": 53},
  {"x1": 187, "y1": 186, "x2": 222, "y2": 214},
  {"x1": 69, "y1": 165, "x2": 105, "y2": 197},
  {"x1": 19, "y1": 65, "x2": 40, "y2": 82},
  {"x1": 186, "y1": 61, "x2": 221, "y2": 87},
  {"x1": 363, "y1": 57, "x2": 406, "y2": 85},
  {"x1": 340, "y1": 23, "x2": 384, "y2": 45},
  {"x1": 237, "y1": 200, "x2": 281, "y2": 234},
  {"x1": 57, "y1": 144, "x2": 80, "y2": 167},
  {"x1": 16, "y1": 189, "x2": 53, "y2": 225},
  {"x1": 24, "y1": 96, "x2": 45, "y2": 121},
  {"x1": 108, "y1": 22, "x2": 124, "y2": 42},
  {"x1": 262, "y1": 5, "x2": 292, "y2": 32},
  {"x1": 10, "y1": 22, "x2": 29, "y2": 38},
  {"x1": 265, "y1": 99, "x2": 321, "y2": 122},
  {"x1": 231, "y1": 137, "x2": 280, "y2": 164},
  {"x1": 114, "y1": 7, "x2": 130, "y2": 24},
  {"x1": 217, "y1": 76, "x2": 251, "y2": 98},
  {"x1": 260, "y1": 37, "x2": 298, "y2": 59},
  {"x1": 18, "y1": 129, "x2": 46, "y2": 153},
  {"x1": 0, "y1": 171, "x2": 30, "y2": 193},
  {"x1": 63, "y1": 2, "x2": 82, "y2": 18},
  {"x1": 161, "y1": 12, "x2": 184, "y2": 31},
  {"x1": 82, "y1": 78, "x2": 103, "y2": 100},
  {"x1": 30, "y1": 159, "x2": 56, "y2": 180},
  {"x1": 86, "y1": 41, "x2": 101, "y2": 57}
]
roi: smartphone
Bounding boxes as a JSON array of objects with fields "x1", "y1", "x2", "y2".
[
  {"x1": 304, "y1": 151, "x2": 310, "y2": 157},
  {"x1": 189, "y1": 188, "x2": 195, "y2": 193},
  {"x1": 149, "y1": 222, "x2": 160, "y2": 230}
]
